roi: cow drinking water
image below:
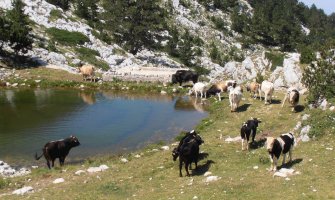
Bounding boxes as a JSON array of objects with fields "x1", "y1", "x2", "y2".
[{"x1": 35, "y1": 136, "x2": 80, "y2": 169}]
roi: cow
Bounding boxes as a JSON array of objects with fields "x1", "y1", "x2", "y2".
[
  {"x1": 259, "y1": 80, "x2": 274, "y2": 104},
  {"x1": 282, "y1": 87, "x2": 300, "y2": 111},
  {"x1": 228, "y1": 85, "x2": 243, "y2": 112},
  {"x1": 35, "y1": 136, "x2": 80, "y2": 169},
  {"x1": 171, "y1": 70, "x2": 198, "y2": 86},
  {"x1": 240, "y1": 118, "x2": 262, "y2": 150},
  {"x1": 246, "y1": 82, "x2": 260, "y2": 99},
  {"x1": 172, "y1": 130, "x2": 204, "y2": 177},
  {"x1": 188, "y1": 82, "x2": 207, "y2": 99},
  {"x1": 266, "y1": 133, "x2": 295, "y2": 171},
  {"x1": 206, "y1": 80, "x2": 237, "y2": 101},
  {"x1": 77, "y1": 64, "x2": 95, "y2": 82}
]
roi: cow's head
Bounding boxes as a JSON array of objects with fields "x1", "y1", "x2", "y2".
[
  {"x1": 253, "y1": 118, "x2": 262, "y2": 127},
  {"x1": 69, "y1": 135, "x2": 80, "y2": 147},
  {"x1": 172, "y1": 148, "x2": 179, "y2": 161},
  {"x1": 266, "y1": 137, "x2": 275, "y2": 152}
]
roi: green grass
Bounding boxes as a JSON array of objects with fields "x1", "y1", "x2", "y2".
[
  {"x1": 75, "y1": 47, "x2": 110, "y2": 71},
  {"x1": 49, "y1": 9, "x2": 63, "y2": 21},
  {"x1": 1, "y1": 72, "x2": 335, "y2": 199},
  {"x1": 46, "y1": 28, "x2": 90, "y2": 46},
  {"x1": 265, "y1": 51, "x2": 285, "y2": 71}
]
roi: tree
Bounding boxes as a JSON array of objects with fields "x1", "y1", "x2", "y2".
[
  {"x1": 75, "y1": 0, "x2": 98, "y2": 22},
  {"x1": 0, "y1": 11, "x2": 10, "y2": 49},
  {"x1": 46, "y1": 0, "x2": 71, "y2": 10},
  {"x1": 103, "y1": 0, "x2": 167, "y2": 55},
  {"x1": 6, "y1": 0, "x2": 33, "y2": 54},
  {"x1": 302, "y1": 43, "x2": 335, "y2": 101}
]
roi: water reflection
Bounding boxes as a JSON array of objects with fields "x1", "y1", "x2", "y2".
[{"x1": 0, "y1": 89, "x2": 207, "y2": 165}]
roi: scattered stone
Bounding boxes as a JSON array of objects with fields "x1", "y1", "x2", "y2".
[
  {"x1": 134, "y1": 154, "x2": 141, "y2": 158},
  {"x1": 120, "y1": 158, "x2": 128, "y2": 163},
  {"x1": 273, "y1": 168, "x2": 297, "y2": 178},
  {"x1": 161, "y1": 146, "x2": 170, "y2": 151},
  {"x1": 253, "y1": 166, "x2": 259, "y2": 170},
  {"x1": 31, "y1": 166, "x2": 38, "y2": 169},
  {"x1": 80, "y1": 84, "x2": 85, "y2": 88},
  {"x1": 204, "y1": 176, "x2": 221, "y2": 183},
  {"x1": 330, "y1": 106, "x2": 335, "y2": 111},
  {"x1": 302, "y1": 114, "x2": 310, "y2": 121},
  {"x1": 326, "y1": 147, "x2": 333, "y2": 151},
  {"x1": 12, "y1": 186, "x2": 34, "y2": 195},
  {"x1": 193, "y1": 196, "x2": 198, "y2": 199},
  {"x1": 35, "y1": 80, "x2": 41, "y2": 83},
  {"x1": 161, "y1": 90, "x2": 167, "y2": 95},
  {"x1": 204, "y1": 172, "x2": 212, "y2": 177},
  {"x1": 0, "y1": 161, "x2": 31, "y2": 177},
  {"x1": 87, "y1": 165, "x2": 109, "y2": 173},
  {"x1": 53, "y1": 178, "x2": 65, "y2": 184},
  {"x1": 11, "y1": 83, "x2": 18, "y2": 87},
  {"x1": 225, "y1": 136, "x2": 241, "y2": 143},
  {"x1": 299, "y1": 125, "x2": 311, "y2": 142},
  {"x1": 75, "y1": 170, "x2": 86, "y2": 175}
]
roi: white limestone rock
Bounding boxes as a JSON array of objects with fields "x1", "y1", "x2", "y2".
[{"x1": 12, "y1": 186, "x2": 34, "y2": 195}]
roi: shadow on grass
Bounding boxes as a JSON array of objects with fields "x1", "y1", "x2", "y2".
[
  {"x1": 280, "y1": 158, "x2": 303, "y2": 169},
  {"x1": 250, "y1": 138, "x2": 266, "y2": 150},
  {"x1": 192, "y1": 160, "x2": 215, "y2": 176},
  {"x1": 270, "y1": 99, "x2": 281, "y2": 104},
  {"x1": 237, "y1": 103, "x2": 252, "y2": 112},
  {"x1": 294, "y1": 105, "x2": 305, "y2": 112}
]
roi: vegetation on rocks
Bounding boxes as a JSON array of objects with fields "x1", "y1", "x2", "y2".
[{"x1": 46, "y1": 28, "x2": 90, "y2": 46}]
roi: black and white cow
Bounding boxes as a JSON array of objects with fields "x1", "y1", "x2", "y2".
[
  {"x1": 266, "y1": 133, "x2": 295, "y2": 171},
  {"x1": 282, "y1": 87, "x2": 300, "y2": 111},
  {"x1": 171, "y1": 70, "x2": 198, "y2": 86},
  {"x1": 240, "y1": 118, "x2": 261, "y2": 150}
]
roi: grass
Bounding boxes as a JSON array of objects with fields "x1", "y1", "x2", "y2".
[
  {"x1": 75, "y1": 47, "x2": 110, "y2": 71},
  {"x1": 49, "y1": 9, "x2": 63, "y2": 22},
  {"x1": 1, "y1": 69, "x2": 335, "y2": 199},
  {"x1": 265, "y1": 51, "x2": 285, "y2": 71},
  {"x1": 46, "y1": 28, "x2": 90, "y2": 46}
]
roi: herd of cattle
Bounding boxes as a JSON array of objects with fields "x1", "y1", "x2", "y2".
[{"x1": 34, "y1": 69, "x2": 299, "y2": 177}]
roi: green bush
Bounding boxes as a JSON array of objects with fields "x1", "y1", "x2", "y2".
[
  {"x1": 75, "y1": 47, "x2": 110, "y2": 71},
  {"x1": 265, "y1": 51, "x2": 284, "y2": 71},
  {"x1": 300, "y1": 47, "x2": 316, "y2": 64},
  {"x1": 46, "y1": 28, "x2": 90, "y2": 46},
  {"x1": 304, "y1": 109, "x2": 335, "y2": 138},
  {"x1": 49, "y1": 9, "x2": 63, "y2": 21}
]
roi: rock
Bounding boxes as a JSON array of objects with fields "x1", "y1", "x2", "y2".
[
  {"x1": 204, "y1": 176, "x2": 221, "y2": 183},
  {"x1": 134, "y1": 154, "x2": 141, "y2": 158},
  {"x1": 11, "y1": 83, "x2": 18, "y2": 87},
  {"x1": 35, "y1": 80, "x2": 41, "y2": 83},
  {"x1": 0, "y1": 161, "x2": 31, "y2": 177},
  {"x1": 160, "y1": 146, "x2": 170, "y2": 151},
  {"x1": 225, "y1": 136, "x2": 241, "y2": 142},
  {"x1": 160, "y1": 90, "x2": 167, "y2": 95},
  {"x1": 320, "y1": 99, "x2": 328, "y2": 110},
  {"x1": 253, "y1": 166, "x2": 259, "y2": 169},
  {"x1": 87, "y1": 165, "x2": 109, "y2": 173},
  {"x1": 120, "y1": 158, "x2": 128, "y2": 163},
  {"x1": 273, "y1": 168, "x2": 296, "y2": 178},
  {"x1": 330, "y1": 106, "x2": 335, "y2": 111},
  {"x1": 204, "y1": 172, "x2": 212, "y2": 177},
  {"x1": 75, "y1": 170, "x2": 86, "y2": 175},
  {"x1": 53, "y1": 178, "x2": 65, "y2": 184},
  {"x1": 12, "y1": 186, "x2": 34, "y2": 195},
  {"x1": 302, "y1": 114, "x2": 310, "y2": 121},
  {"x1": 193, "y1": 196, "x2": 198, "y2": 199}
]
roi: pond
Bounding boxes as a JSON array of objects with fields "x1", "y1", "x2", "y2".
[{"x1": 0, "y1": 89, "x2": 208, "y2": 166}]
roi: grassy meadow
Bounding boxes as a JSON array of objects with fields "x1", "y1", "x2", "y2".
[{"x1": 1, "y1": 68, "x2": 335, "y2": 199}]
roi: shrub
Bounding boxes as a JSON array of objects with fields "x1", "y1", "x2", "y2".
[
  {"x1": 49, "y1": 9, "x2": 63, "y2": 21},
  {"x1": 304, "y1": 109, "x2": 335, "y2": 138},
  {"x1": 265, "y1": 51, "x2": 284, "y2": 71},
  {"x1": 75, "y1": 47, "x2": 110, "y2": 71},
  {"x1": 46, "y1": 28, "x2": 90, "y2": 46},
  {"x1": 300, "y1": 47, "x2": 316, "y2": 64}
]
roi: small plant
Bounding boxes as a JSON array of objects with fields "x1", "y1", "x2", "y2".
[
  {"x1": 49, "y1": 9, "x2": 63, "y2": 21},
  {"x1": 75, "y1": 47, "x2": 110, "y2": 71},
  {"x1": 304, "y1": 109, "x2": 335, "y2": 138},
  {"x1": 46, "y1": 28, "x2": 90, "y2": 46},
  {"x1": 0, "y1": 178, "x2": 10, "y2": 189},
  {"x1": 265, "y1": 51, "x2": 284, "y2": 71}
]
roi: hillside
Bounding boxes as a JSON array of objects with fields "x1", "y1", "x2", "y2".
[{"x1": 2, "y1": 0, "x2": 334, "y2": 88}]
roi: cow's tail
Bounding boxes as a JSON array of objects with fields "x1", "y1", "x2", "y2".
[{"x1": 35, "y1": 152, "x2": 43, "y2": 160}]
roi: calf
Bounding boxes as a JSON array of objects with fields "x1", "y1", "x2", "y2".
[
  {"x1": 188, "y1": 82, "x2": 207, "y2": 99},
  {"x1": 228, "y1": 85, "x2": 243, "y2": 112},
  {"x1": 77, "y1": 64, "x2": 95, "y2": 82},
  {"x1": 172, "y1": 130, "x2": 204, "y2": 177},
  {"x1": 282, "y1": 87, "x2": 300, "y2": 111},
  {"x1": 35, "y1": 136, "x2": 80, "y2": 169},
  {"x1": 259, "y1": 80, "x2": 274, "y2": 104},
  {"x1": 246, "y1": 82, "x2": 260, "y2": 99},
  {"x1": 240, "y1": 118, "x2": 261, "y2": 150},
  {"x1": 266, "y1": 133, "x2": 295, "y2": 171}
]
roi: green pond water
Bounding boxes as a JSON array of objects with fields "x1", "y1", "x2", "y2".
[{"x1": 0, "y1": 89, "x2": 208, "y2": 166}]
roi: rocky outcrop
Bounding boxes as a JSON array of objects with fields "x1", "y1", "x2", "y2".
[{"x1": 0, "y1": 160, "x2": 31, "y2": 177}]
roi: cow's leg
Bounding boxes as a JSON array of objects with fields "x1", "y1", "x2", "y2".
[
  {"x1": 241, "y1": 139, "x2": 244, "y2": 150},
  {"x1": 289, "y1": 147, "x2": 293, "y2": 162},
  {"x1": 273, "y1": 156, "x2": 278, "y2": 171},
  {"x1": 46, "y1": 160, "x2": 51, "y2": 169},
  {"x1": 269, "y1": 154, "x2": 274, "y2": 171},
  {"x1": 59, "y1": 157, "x2": 65, "y2": 166},
  {"x1": 282, "y1": 153, "x2": 286, "y2": 166},
  {"x1": 252, "y1": 128, "x2": 256, "y2": 143},
  {"x1": 185, "y1": 161, "x2": 190, "y2": 176},
  {"x1": 179, "y1": 159, "x2": 183, "y2": 177},
  {"x1": 51, "y1": 159, "x2": 55, "y2": 168}
]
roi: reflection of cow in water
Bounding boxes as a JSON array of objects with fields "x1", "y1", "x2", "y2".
[
  {"x1": 171, "y1": 70, "x2": 198, "y2": 86},
  {"x1": 174, "y1": 96, "x2": 206, "y2": 113},
  {"x1": 79, "y1": 91, "x2": 96, "y2": 105}
]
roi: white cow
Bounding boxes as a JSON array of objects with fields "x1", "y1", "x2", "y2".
[
  {"x1": 228, "y1": 86, "x2": 243, "y2": 112},
  {"x1": 259, "y1": 80, "x2": 274, "y2": 104},
  {"x1": 282, "y1": 87, "x2": 300, "y2": 111},
  {"x1": 188, "y1": 82, "x2": 207, "y2": 99}
]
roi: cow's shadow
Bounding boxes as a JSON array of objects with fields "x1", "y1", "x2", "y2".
[
  {"x1": 237, "y1": 103, "x2": 252, "y2": 112},
  {"x1": 294, "y1": 105, "x2": 305, "y2": 112},
  {"x1": 249, "y1": 138, "x2": 266, "y2": 150},
  {"x1": 270, "y1": 99, "x2": 281, "y2": 104},
  {"x1": 192, "y1": 160, "x2": 215, "y2": 176},
  {"x1": 280, "y1": 158, "x2": 303, "y2": 169}
]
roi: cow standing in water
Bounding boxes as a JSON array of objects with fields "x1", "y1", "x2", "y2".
[{"x1": 35, "y1": 136, "x2": 80, "y2": 169}]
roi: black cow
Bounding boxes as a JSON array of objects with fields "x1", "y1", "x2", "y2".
[
  {"x1": 240, "y1": 118, "x2": 261, "y2": 150},
  {"x1": 266, "y1": 133, "x2": 295, "y2": 171},
  {"x1": 172, "y1": 130, "x2": 204, "y2": 177},
  {"x1": 35, "y1": 135, "x2": 80, "y2": 169},
  {"x1": 171, "y1": 70, "x2": 198, "y2": 86}
]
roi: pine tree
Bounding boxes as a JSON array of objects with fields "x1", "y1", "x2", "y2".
[
  {"x1": 75, "y1": 0, "x2": 98, "y2": 22},
  {"x1": 6, "y1": 0, "x2": 33, "y2": 54},
  {"x1": 0, "y1": 11, "x2": 10, "y2": 49},
  {"x1": 46, "y1": 0, "x2": 70, "y2": 10}
]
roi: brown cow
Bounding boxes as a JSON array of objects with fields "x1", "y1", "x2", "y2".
[{"x1": 77, "y1": 64, "x2": 95, "y2": 82}]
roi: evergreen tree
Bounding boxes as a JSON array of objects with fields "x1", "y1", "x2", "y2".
[
  {"x1": 103, "y1": 0, "x2": 167, "y2": 54},
  {"x1": 6, "y1": 0, "x2": 33, "y2": 54},
  {"x1": 75, "y1": 0, "x2": 98, "y2": 22},
  {"x1": 46, "y1": 0, "x2": 70, "y2": 10},
  {"x1": 179, "y1": 30, "x2": 194, "y2": 67},
  {"x1": 0, "y1": 11, "x2": 10, "y2": 49}
]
